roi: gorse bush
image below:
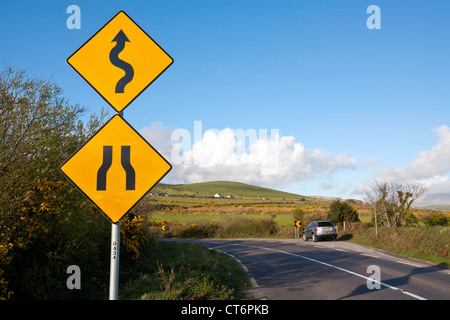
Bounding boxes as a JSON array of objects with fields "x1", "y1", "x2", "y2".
[
  {"x1": 326, "y1": 200, "x2": 359, "y2": 224},
  {"x1": 121, "y1": 215, "x2": 150, "y2": 262},
  {"x1": 0, "y1": 68, "x2": 150, "y2": 299},
  {"x1": 1, "y1": 177, "x2": 111, "y2": 299},
  {"x1": 419, "y1": 211, "x2": 449, "y2": 226}
]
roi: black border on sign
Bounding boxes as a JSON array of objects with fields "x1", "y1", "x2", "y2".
[
  {"x1": 66, "y1": 10, "x2": 174, "y2": 113},
  {"x1": 59, "y1": 114, "x2": 172, "y2": 224}
]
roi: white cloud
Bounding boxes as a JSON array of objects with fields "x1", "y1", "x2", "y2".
[
  {"x1": 139, "y1": 121, "x2": 174, "y2": 157},
  {"x1": 141, "y1": 122, "x2": 450, "y2": 206},
  {"x1": 140, "y1": 122, "x2": 358, "y2": 187},
  {"x1": 408, "y1": 126, "x2": 450, "y2": 177},
  {"x1": 357, "y1": 125, "x2": 450, "y2": 206},
  {"x1": 318, "y1": 182, "x2": 333, "y2": 190}
]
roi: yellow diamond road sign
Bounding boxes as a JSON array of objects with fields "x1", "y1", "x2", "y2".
[
  {"x1": 60, "y1": 115, "x2": 172, "y2": 223},
  {"x1": 67, "y1": 11, "x2": 173, "y2": 113}
]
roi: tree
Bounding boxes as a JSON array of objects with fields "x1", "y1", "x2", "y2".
[
  {"x1": 0, "y1": 67, "x2": 111, "y2": 299},
  {"x1": 0, "y1": 68, "x2": 109, "y2": 210},
  {"x1": 326, "y1": 199, "x2": 359, "y2": 224},
  {"x1": 364, "y1": 181, "x2": 427, "y2": 228},
  {"x1": 0, "y1": 68, "x2": 84, "y2": 211}
]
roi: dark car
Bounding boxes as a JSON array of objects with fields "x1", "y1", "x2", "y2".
[{"x1": 303, "y1": 221, "x2": 337, "y2": 242}]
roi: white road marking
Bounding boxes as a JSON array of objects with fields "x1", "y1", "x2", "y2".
[{"x1": 225, "y1": 243, "x2": 427, "y2": 300}]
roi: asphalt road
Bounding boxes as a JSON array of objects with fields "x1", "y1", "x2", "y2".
[{"x1": 167, "y1": 238, "x2": 450, "y2": 300}]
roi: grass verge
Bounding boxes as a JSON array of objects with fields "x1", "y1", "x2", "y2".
[
  {"x1": 119, "y1": 240, "x2": 248, "y2": 300},
  {"x1": 340, "y1": 226, "x2": 450, "y2": 267}
]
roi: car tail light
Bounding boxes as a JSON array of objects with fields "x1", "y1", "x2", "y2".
[{"x1": 331, "y1": 222, "x2": 337, "y2": 233}]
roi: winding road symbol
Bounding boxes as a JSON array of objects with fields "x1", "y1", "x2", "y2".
[
  {"x1": 110, "y1": 30, "x2": 134, "y2": 93},
  {"x1": 66, "y1": 11, "x2": 173, "y2": 113}
]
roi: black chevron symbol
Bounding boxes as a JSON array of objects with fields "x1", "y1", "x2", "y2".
[{"x1": 110, "y1": 30, "x2": 134, "y2": 93}]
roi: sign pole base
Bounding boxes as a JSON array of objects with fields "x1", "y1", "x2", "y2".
[{"x1": 109, "y1": 221, "x2": 120, "y2": 300}]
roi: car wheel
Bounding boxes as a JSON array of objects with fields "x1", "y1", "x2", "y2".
[
  {"x1": 312, "y1": 233, "x2": 318, "y2": 242},
  {"x1": 302, "y1": 233, "x2": 308, "y2": 241}
]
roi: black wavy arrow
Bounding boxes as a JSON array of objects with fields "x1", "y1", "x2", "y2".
[{"x1": 110, "y1": 30, "x2": 134, "y2": 93}]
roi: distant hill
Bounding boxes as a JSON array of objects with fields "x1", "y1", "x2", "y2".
[
  {"x1": 153, "y1": 181, "x2": 305, "y2": 200},
  {"x1": 420, "y1": 204, "x2": 450, "y2": 211}
]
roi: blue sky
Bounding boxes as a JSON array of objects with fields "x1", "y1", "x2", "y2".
[{"x1": 2, "y1": 1, "x2": 450, "y2": 205}]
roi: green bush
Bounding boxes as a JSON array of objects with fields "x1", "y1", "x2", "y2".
[
  {"x1": 420, "y1": 211, "x2": 449, "y2": 226},
  {"x1": 179, "y1": 222, "x2": 218, "y2": 238},
  {"x1": 326, "y1": 200, "x2": 359, "y2": 224},
  {"x1": 0, "y1": 68, "x2": 150, "y2": 299},
  {"x1": 292, "y1": 208, "x2": 305, "y2": 226},
  {"x1": 1, "y1": 179, "x2": 111, "y2": 299}
]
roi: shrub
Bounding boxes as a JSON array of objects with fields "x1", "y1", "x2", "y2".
[
  {"x1": 121, "y1": 215, "x2": 149, "y2": 262},
  {"x1": 403, "y1": 211, "x2": 420, "y2": 227},
  {"x1": 292, "y1": 208, "x2": 305, "y2": 225},
  {"x1": 1, "y1": 178, "x2": 111, "y2": 299},
  {"x1": 420, "y1": 211, "x2": 449, "y2": 226},
  {"x1": 326, "y1": 200, "x2": 359, "y2": 224},
  {"x1": 179, "y1": 223, "x2": 218, "y2": 238},
  {"x1": 177, "y1": 274, "x2": 234, "y2": 300}
]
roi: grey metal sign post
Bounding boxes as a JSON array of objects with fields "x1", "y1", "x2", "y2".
[
  {"x1": 109, "y1": 110, "x2": 123, "y2": 300},
  {"x1": 109, "y1": 221, "x2": 120, "y2": 300}
]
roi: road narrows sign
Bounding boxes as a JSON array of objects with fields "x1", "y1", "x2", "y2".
[
  {"x1": 66, "y1": 10, "x2": 173, "y2": 113},
  {"x1": 63, "y1": 10, "x2": 173, "y2": 300},
  {"x1": 60, "y1": 115, "x2": 172, "y2": 223}
]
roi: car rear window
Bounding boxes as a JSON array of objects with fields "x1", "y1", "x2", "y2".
[{"x1": 318, "y1": 221, "x2": 333, "y2": 227}]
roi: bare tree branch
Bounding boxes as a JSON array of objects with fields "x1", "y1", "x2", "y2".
[{"x1": 364, "y1": 180, "x2": 427, "y2": 227}]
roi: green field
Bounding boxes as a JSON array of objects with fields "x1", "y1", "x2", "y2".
[{"x1": 153, "y1": 180, "x2": 307, "y2": 200}]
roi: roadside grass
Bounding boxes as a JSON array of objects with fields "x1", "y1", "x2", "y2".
[
  {"x1": 339, "y1": 226, "x2": 450, "y2": 267},
  {"x1": 119, "y1": 241, "x2": 248, "y2": 300},
  {"x1": 147, "y1": 211, "x2": 449, "y2": 267}
]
